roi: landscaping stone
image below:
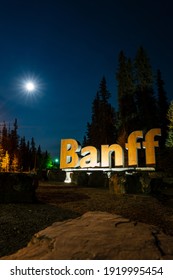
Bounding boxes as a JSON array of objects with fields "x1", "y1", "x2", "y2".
[{"x1": 2, "y1": 211, "x2": 173, "y2": 260}]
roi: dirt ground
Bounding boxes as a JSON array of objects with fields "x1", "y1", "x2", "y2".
[{"x1": 1, "y1": 181, "x2": 173, "y2": 258}]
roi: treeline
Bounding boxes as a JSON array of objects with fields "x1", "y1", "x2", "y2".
[
  {"x1": 84, "y1": 47, "x2": 172, "y2": 166},
  {"x1": 0, "y1": 119, "x2": 50, "y2": 172}
]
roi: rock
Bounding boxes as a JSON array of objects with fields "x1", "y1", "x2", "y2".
[
  {"x1": 109, "y1": 173, "x2": 126, "y2": 194},
  {"x1": 0, "y1": 173, "x2": 37, "y2": 203},
  {"x1": 109, "y1": 172, "x2": 157, "y2": 194},
  {"x1": 1, "y1": 211, "x2": 173, "y2": 260}
]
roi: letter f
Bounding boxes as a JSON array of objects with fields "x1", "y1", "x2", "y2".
[
  {"x1": 125, "y1": 131, "x2": 143, "y2": 166},
  {"x1": 143, "y1": 128, "x2": 161, "y2": 165}
]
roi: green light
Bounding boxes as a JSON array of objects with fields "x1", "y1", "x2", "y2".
[
  {"x1": 55, "y1": 158, "x2": 59, "y2": 163},
  {"x1": 47, "y1": 161, "x2": 53, "y2": 168}
]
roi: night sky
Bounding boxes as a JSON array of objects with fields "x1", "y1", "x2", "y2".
[{"x1": 0, "y1": 0, "x2": 173, "y2": 158}]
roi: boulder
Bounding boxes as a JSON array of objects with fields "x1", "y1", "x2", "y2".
[
  {"x1": 0, "y1": 173, "x2": 38, "y2": 203},
  {"x1": 109, "y1": 173, "x2": 126, "y2": 194},
  {"x1": 109, "y1": 172, "x2": 154, "y2": 194},
  {"x1": 2, "y1": 211, "x2": 173, "y2": 260}
]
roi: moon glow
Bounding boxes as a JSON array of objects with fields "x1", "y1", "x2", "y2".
[{"x1": 25, "y1": 81, "x2": 35, "y2": 92}]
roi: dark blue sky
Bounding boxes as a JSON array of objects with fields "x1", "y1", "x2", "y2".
[{"x1": 0, "y1": 0, "x2": 173, "y2": 158}]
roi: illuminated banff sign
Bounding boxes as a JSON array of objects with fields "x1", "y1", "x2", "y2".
[{"x1": 60, "y1": 128, "x2": 161, "y2": 169}]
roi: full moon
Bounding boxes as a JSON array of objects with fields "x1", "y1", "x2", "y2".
[
  {"x1": 25, "y1": 81, "x2": 35, "y2": 92},
  {"x1": 17, "y1": 73, "x2": 43, "y2": 101}
]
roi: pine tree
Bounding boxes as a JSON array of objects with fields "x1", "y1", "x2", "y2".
[
  {"x1": 1, "y1": 122, "x2": 8, "y2": 153},
  {"x1": 0, "y1": 143, "x2": 4, "y2": 171},
  {"x1": 8, "y1": 119, "x2": 19, "y2": 169},
  {"x1": 134, "y1": 46, "x2": 158, "y2": 131},
  {"x1": 98, "y1": 77, "x2": 116, "y2": 145},
  {"x1": 1, "y1": 151, "x2": 10, "y2": 172},
  {"x1": 30, "y1": 137, "x2": 36, "y2": 171},
  {"x1": 18, "y1": 137, "x2": 26, "y2": 171},
  {"x1": 42, "y1": 150, "x2": 52, "y2": 169},
  {"x1": 0, "y1": 118, "x2": 48, "y2": 172},
  {"x1": 36, "y1": 145, "x2": 42, "y2": 170},
  {"x1": 87, "y1": 92, "x2": 101, "y2": 147},
  {"x1": 166, "y1": 101, "x2": 173, "y2": 148},
  {"x1": 11, "y1": 154, "x2": 19, "y2": 172},
  {"x1": 19, "y1": 137, "x2": 31, "y2": 171},
  {"x1": 156, "y1": 69, "x2": 169, "y2": 146},
  {"x1": 116, "y1": 51, "x2": 136, "y2": 134},
  {"x1": 84, "y1": 77, "x2": 117, "y2": 148}
]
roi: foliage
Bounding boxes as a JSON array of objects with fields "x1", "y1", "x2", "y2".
[
  {"x1": 84, "y1": 77, "x2": 117, "y2": 148},
  {"x1": 166, "y1": 101, "x2": 173, "y2": 148},
  {"x1": 156, "y1": 70, "x2": 169, "y2": 146},
  {"x1": 1, "y1": 151, "x2": 10, "y2": 171},
  {"x1": 134, "y1": 47, "x2": 158, "y2": 131},
  {"x1": 0, "y1": 119, "x2": 50, "y2": 172},
  {"x1": 116, "y1": 51, "x2": 136, "y2": 134},
  {"x1": 84, "y1": 46, "x2": 170, "y2": 166}
]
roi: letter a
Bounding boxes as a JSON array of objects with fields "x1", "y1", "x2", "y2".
[
  {"x1": 60, "y1": 139, "x2": 80, "y2": 168},
  {"x1": 80, "y1": 146, "x2": 98, "y2": 168}
]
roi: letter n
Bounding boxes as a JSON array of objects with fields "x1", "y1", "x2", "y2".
[{"x1": 101, "y1": 144, "x2": 124, "y2": 167}]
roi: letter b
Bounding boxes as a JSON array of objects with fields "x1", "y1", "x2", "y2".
[{"x1": 60, "y1": 139, "x2": 80, "y2": 168}]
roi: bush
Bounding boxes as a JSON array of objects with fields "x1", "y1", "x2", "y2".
[{"x1": 0, "y1": 173, "x2": 38, "y2": 203}]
